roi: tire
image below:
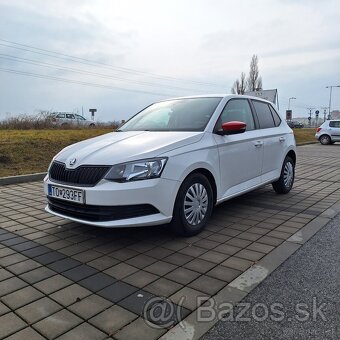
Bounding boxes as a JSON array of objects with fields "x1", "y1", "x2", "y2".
[
  {"x1": 89, "y1": 123, "x2": 95, "y2": 128},
  {"x1": 319, "y1": 135, "x2": 331, "y2": 145},
  {"x1": 272, "y1": 156, "x2": 295, "y2": 194},
  {"x1": 170, "y1": 173, "x2": 214, "y2": 236}
]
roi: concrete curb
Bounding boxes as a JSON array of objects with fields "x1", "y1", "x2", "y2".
[
  {"x1": 0, "y1": 172, "x2": 46, "y2": 186},
  {"x1": 160, "y1": 206, "x2": 336, "y2": 340},
  {"x1": 296, "y1": 141, "x2": 318, "y2": 146}
]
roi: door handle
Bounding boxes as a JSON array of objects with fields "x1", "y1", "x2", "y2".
[
  {"x1": 254, "y1": 141, "x2": 263, "y2": 148},
  {"x1": 279, "y1": 137, "x2": 286, "y2": 142}
]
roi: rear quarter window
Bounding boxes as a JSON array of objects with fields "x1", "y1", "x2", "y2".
[
  {"x1": 329, "y1": 121, "x2": 340, "y2": 128},
  {"x1": 252, "y1": 100, "x2": 276, "y2": 129}
]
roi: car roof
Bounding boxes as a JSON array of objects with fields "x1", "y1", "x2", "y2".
[{"x1": 157, "y1": 94, "x2": 274, "y2": 105}]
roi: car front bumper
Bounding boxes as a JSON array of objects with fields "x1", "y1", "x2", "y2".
[{"x1": 43, "y1": 176, "x2": 180, "y2": 228}]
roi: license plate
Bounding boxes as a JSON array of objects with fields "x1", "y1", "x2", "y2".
[{"x1": 48, "y1": 184, "x2": 85, "y2": 204}]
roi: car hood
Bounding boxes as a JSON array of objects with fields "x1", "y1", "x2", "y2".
[{"x1": 54, "y1": 131, "x2": 204, "y2": 167}]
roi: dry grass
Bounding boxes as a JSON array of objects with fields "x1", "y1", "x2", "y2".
[
  {"x1": 293, "y1": 128, "x2": 317, "y2": 144},
  {"x1": 0, "y1": 127, "x2": 318, "y2": 178},
  {"x1": 0, "y1": 129, "x2": 112, "y2": 177}
]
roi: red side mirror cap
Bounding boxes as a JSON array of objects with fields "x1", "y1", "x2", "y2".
[{"x1": 221, "y1": 121, "x2": 246, "y2": 135}]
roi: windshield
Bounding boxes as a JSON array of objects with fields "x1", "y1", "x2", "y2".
[{"x1": 119, "y1": 97, "x2": 222, "y2": 132}]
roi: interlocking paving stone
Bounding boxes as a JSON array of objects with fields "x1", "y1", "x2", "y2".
[
  {"x1": 50, "y1": 283, "x2": 92, "y2": 306},
  {"x1": 221, "y1": 256, "x2": 254, "y2": 271},
  {"x1": 4, "y1": 327, "x2": 45, "y2": 340},
  {"x1": 183, "y1": 258, "x2": 216, "y2": 273},
  {"x1": 144, "y1": 277, "x2": 182, "y2": 297},
  {"x1": 33, "y1": 309, "x2": 82, "y2": 339},
  {"x1": 20, "y1": 266, "x2": 56, "y2": 284},
  {"x1": 16, "y1": 297, "x2": 63, "y2": 323},
  {"x1": 68, "y1": 294, "x2": 112, "y2": 319},
  {"x1": 206, "y1": 265, "x2": 242, "y2": 282},
  {"x1": 0, "y1": 253, "x2": 28, "y2": 267},
  {"x1": 33, "y1": 250, "x2": 66, "y2": 265},
  {"x1": 0, "y1": 267, "x2": 14, "y2": 281},
  {"x1": 104, "y1": 262, "x2": 139, "y2": 279},
  {"x1": 114, "y1": 317, "x2": 166, "y2": 340},
  {"x1": 0, "y1": 276, "x2": 27, "y2": 297},
  {"x1": 21, "y1": 245, "x2": 51, "y2": 257},
  {"x1": 1, "y1": 236, "x2": 28, "y2": 246},
  {"x1": 62, "y1": 264, "x2": 98, "y2": 281},
  {"x1": 0, "y1": 313, "x2": 27, "y2": 338},
  {"x1": 165, "y1": 267, "x2": 201, "y2": 285},
  {"x1": 48, "y1": 257, "x2": 82, "y2": 272},
  {"x1": 98, "y1": 281, "x2": 139, "y2": 303},
  {"x1": 6, "y1": 259, "x2": 42, "y2": 275},
  {"x1": 56, "y1": 322, "x2": 107, "y2": 340},
  {"x1": 188, "y1": 275, "x2": 226, "y2": 295},
  {"x1": 89, "y1": 305, "x2": 137, "y2": 335},
  {"x1": 124, "y1": 270, "x2": 159, "y2": 288},
  {"x1": 2, "y1": 286, "x2": 44, "y2": 309},
  {"x1": 0, "y1": 301, "x2": 10, "y2": 316},
  {"x1": 170, "y1": 286, "x2": 208, "y2": 311},
  {"x1": 33, "y1": 274, "x2": 72, "y2": 294},
  {"x1": 78, "y1": 272, "x2": 116, "y2": 292},
  {"x1": 119, "y1": 290, "x2": 155, "y2": 315},
  {"x1": 144, "y1": 260, "x2": 177, "y2": 276},
  {"x1": 235, "y1": 248, "x2": 265, "y2": 261}
]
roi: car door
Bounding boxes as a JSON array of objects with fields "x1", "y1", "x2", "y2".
[
  {"x1": 329, "y1": 121, "x2": 340, "y2": 141},
  {"x1": 213, "y1": 98, "x2": 263, "y2": 199},
  {"x1": 66, "y1": 113, "x2": 75, "y2": 124},
  {"x1": 251, "y1": 100, "x2": 285, "y2": 182}
]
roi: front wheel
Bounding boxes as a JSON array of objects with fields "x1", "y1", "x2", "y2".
[
  {"x1": 170, "y1": 173, "x2": 214, "y2": 236},
  {"x1": 272, "y1": 156, "x2": 295, "y2": 194}
]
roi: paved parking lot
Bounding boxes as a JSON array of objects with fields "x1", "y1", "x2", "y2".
[{"x1": 1, "y1": 144, "x2": 340, "y2": 339}]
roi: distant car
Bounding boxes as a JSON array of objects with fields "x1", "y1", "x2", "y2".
[
  {"x1": 315, "y1": 120, "x2": 340, "y2": 144},
  {"x1": 287, "y1": 120, "x2": 304, "y2": 128},
  {"x1": 50, "y1": 112, "x2": 95, "y2": 127},
  {"x1": 44, "y1": 94, "x2": 296, "y2": 236}
]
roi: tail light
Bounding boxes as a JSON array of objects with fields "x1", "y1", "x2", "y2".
[{"x1": 316, "y1": 127, "x2": 321, "y2": 132}]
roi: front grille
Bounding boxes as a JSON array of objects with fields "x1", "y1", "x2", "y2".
[
  {"x1": 49, "y1": 161, "x2": 110, "y2": 186},
  {"x1": 48, "y1": 197, "x2": 159, "y2": 222}
]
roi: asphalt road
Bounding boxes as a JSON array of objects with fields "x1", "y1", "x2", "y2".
[{"x1": 202, "y1": 214, "x2": 340, "y2": 340}]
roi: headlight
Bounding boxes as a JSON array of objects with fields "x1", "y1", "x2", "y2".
[{"x1": 104, "y1": 158, "x2": 167, "y2": 182}]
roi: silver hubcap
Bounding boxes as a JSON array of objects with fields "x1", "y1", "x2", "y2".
[
  {"x1": 184, "y1": 183, "x2": 208, "y2": 226},
  {"x1": 283, "y1": 162, "x2": 294, "y2": 188},
  {"x1": 321, "y1": 136, "x2": 329, "y2": 144}
]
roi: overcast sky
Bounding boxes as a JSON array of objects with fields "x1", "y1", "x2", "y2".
[{"x1": 0, "y1": 0, "x2": 339, "y2": 121}]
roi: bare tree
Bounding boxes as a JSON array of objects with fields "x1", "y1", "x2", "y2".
[
  {"x1": 247, "y1": 55, "x2": 262, "y2": 91},
  {"x1": 231, "y1": 72, "x2": 247, "y2": 94}
]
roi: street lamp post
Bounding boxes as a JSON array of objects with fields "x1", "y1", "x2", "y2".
[
  {"x1": 288, "y1": 97, "x2": 296, "y2": 110},
  {"x1": 326, "y1": 85, "x2": 340, "y2": 119}
]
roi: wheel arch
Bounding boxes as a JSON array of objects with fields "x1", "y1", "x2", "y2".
[
  {"x1": 286, "y1": 149, "x2": 296, "y2": 165},
  {"x1": 184, "y1": 168, "x2": 217, "y2": 205}
]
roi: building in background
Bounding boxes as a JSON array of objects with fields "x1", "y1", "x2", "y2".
[{"x1": 331, "y1": 110, "x2": 340, "y2": 119}]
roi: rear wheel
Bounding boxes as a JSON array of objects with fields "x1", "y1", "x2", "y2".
[
  {"x1": 170, "y1": 173, "x2": 213, "y2": 236},
  {"x1": 272, "y1": 156, "x2": 295, "y2": 194},
  {"x1": 319, "y1": 134, "x2": 331, "y2": 145}
]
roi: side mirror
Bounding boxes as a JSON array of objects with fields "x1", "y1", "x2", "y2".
[{"x1": 220, "y1": 121, "x2": 247, "y2": 135}]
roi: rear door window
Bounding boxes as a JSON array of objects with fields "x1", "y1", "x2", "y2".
[
  {"x1": 252, "y1": 100, "x2": 275, "y2": 129},
  {"x1": 269, "y1": 105, "x2": 282, "y2": 127},
  {"x1": 56, "y1": 113, "x2": 65, "y2": 118},
  {"x1": 66, "y1": 114, "x2": 75, "y2": 119}
]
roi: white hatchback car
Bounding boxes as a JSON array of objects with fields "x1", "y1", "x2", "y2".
[
  {"x1": 315, "y1": 120, "x2": 340, "y2": 144},
  {"x1": 44, "y1": 95, "x2": 296, "y2": 236},
  {"x1": 50, "y1": 112, "x2": 96, "y2": 127}
]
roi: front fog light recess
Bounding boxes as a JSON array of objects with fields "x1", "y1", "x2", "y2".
[{"x1": 105, "y1": 158, "x2": 167, "y2": 182}]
